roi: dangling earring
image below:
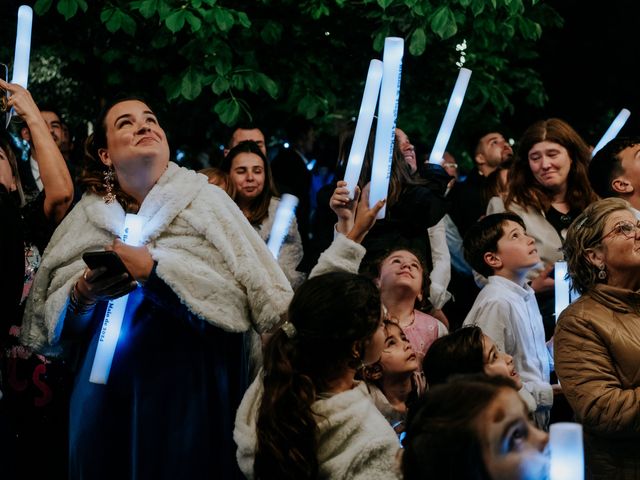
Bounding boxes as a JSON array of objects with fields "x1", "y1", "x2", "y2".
[
  {"x1": 597, "y1": 264, "x2": 607, "y2": 280},
  {"x1": 103, "y1": 167, "x2": 116, "y2": 204}
]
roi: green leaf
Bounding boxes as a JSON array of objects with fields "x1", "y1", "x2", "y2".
[
  {"x1": 166, "y1": 10, "x2": 187, "y2": 33},
  {"x1": 409, "y1": 27, "x2": 427, "y2": 56},
  {"x1": 231, "y1": 73, "x2": 245, "y2": 90},
  {"x1": 77, "y1": 0, "x2": 88, "y2": 12},
  {"x1": 214, "y1": 98, "x2": 241, "y2": 125},
  {"x1": 261, "y1": 21, "x2": 283, "y2": 45},
  {"x1": 458, "y1": 0, "x2": 472, "y2": 6},
  {"x1": 430, "y1": 6, "x2": 457, "y2": 40},
  {"x1": 181, "y1": 68, "x2": 203, "y2": 100},
  {"x1": 257, "y1": 73, "x2": 278, "y2": 98},
  {"x1": 213, "y1": 7, "x2": 235, "y2": 32},
  {"x1": 518, "y1": 17, "x2": 541, "y2": 40},
  {"x1": 507, "y1": 0, "x2": 524, "y2": 15},
  {"x1": 120, "y1": 12, "x2": 137, "y2": 35},
  {"x1": 298, "y1": 94, "x2": 320, "y2": 118},
  {"x1": 137, "y1": 0, "x2": 161, "y2": 19},
  {"x1": 211, "y1": 76, "x2": 230, "y2": 95},
  {"x1": 470, "y1": 0, "x2": 485, "y2": 16},
  {"x1": 57, "y1": 0, "x2": 80, "y2": 20},
  {"x1": 186, "y1": 12, "x2": 202, "y2": 32},
  {"x1": 377, "y1": 0, "x2": 393, "y2": 8},
  {"x1": 236, "y1": 11, "x2": 251, "y2": 28},
  {"x1": 34, "y1": 0, "x2": 54, "y2": 15}
]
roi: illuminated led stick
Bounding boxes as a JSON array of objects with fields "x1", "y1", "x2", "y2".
[
  {"x1": 550, "y1": 422, "x2": 584, "y2": 480},
  {"x1": 428, "y1": 68, "x2": 472, "y2": 165},
  {"x1": 554, "y1": 261, "x2": 570, "y2": 319},
  {"x1": 343, "y1": 59, "x2": 383, "y2": 199},
  {"x1": 11, "y1": 5, "x2": 32, "y2": 88},
  {"x1": 267, "y1": 194, "x2": 299, "y2": 259},
  {"x1": 89, "y1": 214, "x2": 144, "y2": 384},
  {"x1": 370, "y1": 37, "x2": 404, "y2": 219},
  {"x1": 592, "y1": 108, "x2": 630, "y2": 157}
]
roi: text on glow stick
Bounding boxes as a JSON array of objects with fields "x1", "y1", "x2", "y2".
[
  {"x1": 592, "y1": 108, "x2": 630, "y2": 157},
  {"x1": 370, "y1": 37, "x2": 404, "y2": 219},
  {"x1": 550, "y1": 422, "x2": 584, "y2": 480},
  {"x1": 428, "y1": 68, "x2": 472, "y2": 165},
  {"x1": 343, "y1": 59, "x2": 383, "y2": 199},
  {"x1": 11, "y1": 5, "x2": 33, "y2": 88},
  {"x1": 267, "y1": 193, "x2": 299, "y2": 259},
  {"x1": 89, "y1": 213, "x2": 144, "y2": 385}
]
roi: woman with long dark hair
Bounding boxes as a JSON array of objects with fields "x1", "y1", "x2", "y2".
[{"x1": 234, "y1": 272, "x2": 401, "y2": 480}]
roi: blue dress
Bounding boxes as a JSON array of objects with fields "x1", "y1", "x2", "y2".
[{"x1": 68, "y1": 267, "x2": 247, "y2": 479}]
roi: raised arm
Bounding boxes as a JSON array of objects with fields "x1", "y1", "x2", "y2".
[{"x1": 1, "y1": 79, "x2": 73, "y2": 223}]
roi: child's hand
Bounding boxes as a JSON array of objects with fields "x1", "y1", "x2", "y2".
[
  {"x1": 330, "y1": 180, "x2": 360, "y2": 235},
  {"x1": 347, "y1": 183, "x2": 385, "y2": 243}
]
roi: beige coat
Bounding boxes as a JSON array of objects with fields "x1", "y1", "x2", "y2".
[{"x1": 555, "y1": 284, "x2": 640, "y2": 479}]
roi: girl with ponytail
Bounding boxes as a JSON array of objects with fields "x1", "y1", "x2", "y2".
[{"x1": 234, "y1": 271, "x2": 402, "y2": 480}]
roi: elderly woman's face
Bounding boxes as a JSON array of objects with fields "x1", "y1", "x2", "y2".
[
  {"x1": 98, "y1": 100, "x2": 170, "y2": 178},
  {"x1": 593, "y1": 209, "x2": 640, "y2": 281},
  {"x1": 477, "y1": 388, "x2": 549, "y2": 480}
]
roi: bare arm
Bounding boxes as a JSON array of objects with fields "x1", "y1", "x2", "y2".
[{"x1": 1, "y1": 79, "x2": 73, "y2": 223}]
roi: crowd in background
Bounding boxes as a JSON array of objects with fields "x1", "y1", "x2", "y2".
[{"x1": 1, "y1": 78, "x2": 640, "y2": 480}]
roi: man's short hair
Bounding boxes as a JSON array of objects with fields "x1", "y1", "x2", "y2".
[
  {"x1": 588, "y1": 136, "x2": 640, "y2": 199},
  {"x1": 463, "y1": 212, "x2": 526, "y2": 278}
]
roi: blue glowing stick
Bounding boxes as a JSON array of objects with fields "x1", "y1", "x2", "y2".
[
  {"x1": 89, "y1": 214, "x2": 144, "y2": 385},
  {"x1": 343, "y1": 59, "x2": 383, "y2": 199},
  {"x1": 592, "y1": 108, "x2": 630, "y2": 157},
  {"x1": 11, "y1": 6, "x2": 33, "y2": 88},
  {"x1": 550, "y1": 422, "x2": 584, "y2": 480},
  {"x1": 554, "y1": 261, "x2": 570, "y2": 320},
  {"x1": 428, "y1": 68, "x2": 472, "y2": 165},
  {"x1": 267, "y1": 194, "x2": 299, "y2": 259},
  {"x1": 370, "y1": 37, "x2": 404, "y2": 219}
]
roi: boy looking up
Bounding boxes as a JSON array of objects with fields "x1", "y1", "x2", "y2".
[{"x1": 462, "y1": 212, "x2": 553, "y2": 430}]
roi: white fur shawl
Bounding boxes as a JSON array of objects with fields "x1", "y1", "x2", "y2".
[{"x1": 21, "y1": 162, "x2": 293, "y2": 352}]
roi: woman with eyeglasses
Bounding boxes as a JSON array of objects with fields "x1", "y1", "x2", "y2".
[{"x1": 556, "y1": 197, "x2": 640, "y2": 479}]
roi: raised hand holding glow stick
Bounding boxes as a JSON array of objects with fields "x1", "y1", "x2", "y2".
[
  {"x1": 428, "y1": 68, "x2": 472, "y2": 165},
  {"x1": 11, "y1": 5, "x2": 32, "y2": 88},
  {"x1": 370, "y1": 37, "x2": 404, "y2": 219},
  {"x1": 592, "y1": 108, "x2": 630, "y2": 157},
  {"x1": 267, "y1": 194, "x2": 299, "y2": 259},
  {"x1": 550, "y1": 422, "x2": 584, "y2": 480},
  {"x1": 343, "y1": 60, "x2": 383, "y2": 199},
  {"x1": 89, "y1": 214, "x2": 144, "y2": 385}
]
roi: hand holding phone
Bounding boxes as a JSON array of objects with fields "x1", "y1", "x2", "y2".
[
  {"x1": 76, "y1": 251, "x2": 138, "y2": 304},
  {"x1": 82, "y1": 251, "x2": 134, "y2": 282}
]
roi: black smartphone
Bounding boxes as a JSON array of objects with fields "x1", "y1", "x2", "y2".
[{"x1": 82, "y1": 251, "x2": 133, "y2": 281}]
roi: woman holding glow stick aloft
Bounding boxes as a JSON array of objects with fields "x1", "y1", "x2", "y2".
[
  {"x1": 20, "y1": 97, "x2": 294, "y2": 479},
  {"x1": 487, "y1": 118, "x2": 597, "y2": 340}
]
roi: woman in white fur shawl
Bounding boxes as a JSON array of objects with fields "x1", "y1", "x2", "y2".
[{"x1": 20, "y1": 98, "x2": 293, "y2": 480}]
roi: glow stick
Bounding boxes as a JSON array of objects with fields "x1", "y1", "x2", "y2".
[
  {"x1": 554, "y1": 261, "x2": 570, "y2": 320},
  {"x1": 428, "y1": 68, "x2": 472, "y2": 165},
  {"x1": 267, "y1": 194, "x2": 299, "y2": 259},
  {"x1": 11, "y1": 6, "x2": 33, "y2": 88},
  {"x1": 343, "y1": 59, "x2": 383, "y2": 199},
  {"x1": 592, "y1": 108, "x2": 630, "y2": 157},
  {"x1": 370, "y1": 37, "x2": 404, "y2": 219},
  {"x1": 89, "y1": 214, "x2": 144, "y2": 384},
  {"x1": 550, "y1": 422, "x2": 584, "y2": 480}
]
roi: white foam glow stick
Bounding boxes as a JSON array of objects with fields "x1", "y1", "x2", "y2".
[
  {"x1": 11, "y1": 6, "x2": 33, "y2": 88},
  {"x1": 267, "y1": 194, "x2": 299, "y2": 259},
  {"x1": 554, "y1": 261, "x2": 570, "y2": 320},
  {"x1": 343, "y1": 60, "x2": 383, "y2": 199},
  {"x1": 592, "y1": 108, "x2": 631, "y2": 157},
  {"x1": 89, "y1": 214, "x2": 144, "y2": 384},
  {"x1": 428, "y1": 68, "x2": 472, "y2": 165},
  {"x1": 550, "y1": 422, "x2": 584, "y2": 480},
  {"x1": 370, "y1": 37, "x2": 404, "y2": 219}
]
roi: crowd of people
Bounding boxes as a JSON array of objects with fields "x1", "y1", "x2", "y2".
[{"x1": 1, "y1": 76, "x2": 640, "y2": 480}]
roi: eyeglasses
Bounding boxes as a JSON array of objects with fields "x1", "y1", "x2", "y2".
[
  {"x1": 442, "y1": 162, "x2": 458, "y2": 169},
  {"x1": 596, "y1": 220, "x2": 640, "y2": 244}
]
